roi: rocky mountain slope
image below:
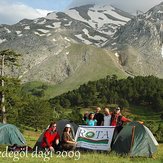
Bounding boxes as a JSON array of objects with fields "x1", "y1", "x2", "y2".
[
  {"x1": 0, "y1": 4, "x2": 131, "y2": 84},
  {"x1": 107, "y1": 2, "x2": 163, "y2": 77},
  {"x1": 46, "y1": 4, "x2": 132, "y2": 46}
]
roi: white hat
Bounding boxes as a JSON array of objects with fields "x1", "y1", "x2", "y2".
[
  {"x1": 65, "y1": 124, "x2": 71, "y2": 128},
  {"x1": 116, "y1": 107, "x2": 121, "y2": 110}
]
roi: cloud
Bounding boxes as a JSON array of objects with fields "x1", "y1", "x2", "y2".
[
  {"x1": 36, "y1": 9, "x2": 53, "y2": 17},
  {"x1": 0, "y1": 0, "x2": 52, "y2": 24},
  {"x1": 69, "y1": 0, "x2": 163, "y2": 14}
]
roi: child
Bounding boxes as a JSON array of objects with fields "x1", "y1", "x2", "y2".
[{"x1": 86, "y1": 113, "x2": 97, "y2": 126}]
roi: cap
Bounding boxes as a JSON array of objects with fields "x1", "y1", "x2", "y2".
[{"x1": 65, "y1": 124, "x2": 71, "y2": 128}]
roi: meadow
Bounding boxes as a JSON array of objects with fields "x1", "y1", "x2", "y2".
[{"x1": 0, "y1": 129, "x2": 163, "y2": 163}]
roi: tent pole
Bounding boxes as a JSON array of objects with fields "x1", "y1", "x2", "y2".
[{"x1": 130, "y1": 126, "x2": 136, "y2": 157}]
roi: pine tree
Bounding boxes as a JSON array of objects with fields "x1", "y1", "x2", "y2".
[
  {"x1": 19, "y1": 97, "x2": 53, "y2": 130},
  {"x1": 0, "y1": 49, "x2": 21, "y2": 123}
]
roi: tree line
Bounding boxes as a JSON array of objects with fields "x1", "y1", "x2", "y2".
[{"x1": 49, "y1": 75, "x2": 163, "y2": 112}]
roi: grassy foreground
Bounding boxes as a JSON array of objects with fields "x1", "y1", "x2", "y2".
[
  {"x1": 0, "y1": 130, "x2": 163, "y2": 163},
  {"x1": 0, "y1": 145, "x2": 162, "y2": 163}
]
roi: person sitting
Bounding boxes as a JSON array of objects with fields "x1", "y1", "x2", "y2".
[
  {"x1": 41, "y1": 122, "x2": 60, "y2": 152},
  {"x1": 86, "y1": 113, "x2": 97, "y2": 126},
  {"x1": 94, "y1": 107, "x2": 104, "y2": 126},
  {"x1": 62, "y1": 124, "x2": 77, "y2": 151}
]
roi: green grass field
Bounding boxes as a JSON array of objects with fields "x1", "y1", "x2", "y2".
[{"x1": 0, "y1": 148, "x2": 163, "y2": 163}]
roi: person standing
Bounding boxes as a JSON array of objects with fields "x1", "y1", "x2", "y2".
[
  {"x1": 110, "y1": 107, "x2": 132, "y2": 145},
  {"x1": 86, "y1": 113, "x2": 97, "y2": 126},
  {"x1": 111, "y1": 107, "x2": 131, "y2": 127},
  {"x1": 83, "y1": 111, "x2": 89, "y2": 121},
  {"x1": 94, "y1": 107, "x2": 104, "y2": 126},
  {"x1": 103, "y1": 107, "x2": 112, "y2": 126}
]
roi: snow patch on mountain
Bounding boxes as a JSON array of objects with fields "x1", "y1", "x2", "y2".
[
  {"x1": 4, "y1": 27, "x2": 11, "y2": 33},
  {"x1": 34, "y1": 31, "x2": 45, "y2": 36},
  {"x1": 24, "y1": 26, "x2": 30, "y2": 30},
  {"x1": 16, "y1": 31, "x2": 22, "y2": 34},
  {"x1": 65, "y1": 4, "x2": 131, "y2": 36},
  {"x1": 18, "y1": 34, "x2": 23, "y2": 37},
  {"x1": 46, "y1": 25, "x2": 55, "y2": 29},
  {"x1": 37, "y1": 29, "x2": 50, "y2": 33},
  {"x1": 64, "y1": 21, "x2": 72, "y2": 26},
  {"x1": 0, "y1": 39, "x2": 7, "y2": 44},
  {"x1": 33, "y1": 18, "x2": 47, "y2": 24},
  {"x1": 115, "y1": 52, "x2": 119, "y2": 58},
  {"x1": 65, "y1": 9, "x2": 87, "y2": 25},
  {"x1": 47, "y1": 33, "x2": 52, "y2": 37},
  {"x1": 52, "y1": 22, "x2": 61, "y2": 28},
  {"x1": 37, "y1": 19, "x2": 47, "y2": 24},
  {"x1": 87, "y1": 5, "x2": 129, "y2": 28},
  {"x1": 75, "y1": 34, "x2": 92, "y2": 44},
  {"x1": 82, "y1": 28, "x2": 107, "y2": 41},
  {"x1": 64, "y1": 37, "x2": 70, "y2": 42}
]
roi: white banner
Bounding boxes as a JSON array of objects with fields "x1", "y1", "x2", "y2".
[{"x1": 75, "y1": 126, "x2": 115, "y2": 151}]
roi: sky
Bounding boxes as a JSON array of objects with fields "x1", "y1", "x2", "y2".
[
  {"x1": 0, "y1": 0, "x2": 162, "y2": 25},
  {"x1": 0, "y1": 0, "x2": 73, "y2": 24}
]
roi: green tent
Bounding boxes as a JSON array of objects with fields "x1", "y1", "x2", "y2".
[
  {"x1": 112, "y1": 121, "x2": 158, "y2": 157},
  {"x1": 0, "y1": 123, "x2": 26, "y2": 145}
]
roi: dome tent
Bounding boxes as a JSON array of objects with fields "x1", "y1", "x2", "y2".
[
  {"x1": 112, "y1": 121, "x2": 158, "y2": 157},
  {"x1": 56, "y1": 119, "x2": 78, "y2": 138},
  {"x1": 0, "y1": 123, "x2": 26, "y2": 145},
  {"x1": 33, "y1": 119, "x2": 78, "y2": 151}
]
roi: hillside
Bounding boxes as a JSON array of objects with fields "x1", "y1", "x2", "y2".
[
  {"x1": 106, "y1": 2, "x2": 163, "y2": 78},
  {"x1": 1, "y1": 2, "x2": 163, "y2": 99},
  {"x1": 22, "y1": 43, "x2": 127, "y2": 97}
]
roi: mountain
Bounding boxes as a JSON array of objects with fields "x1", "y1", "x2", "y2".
[
  {"x1": 45, "y1": 4, "x2": 132, "y2": 47},
  {"x1": 106, "y1": 2, "x2": 163, "y2": 77},
  {"x1": 0, "y1": 4, "x2": 131, "y2": 87}
]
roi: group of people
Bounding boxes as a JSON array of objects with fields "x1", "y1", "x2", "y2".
[
  {"x1": 41, "y1": 122, "x2": 76, "y2": 152},
  {"x1": 41, "y1": 106, "x2": 131, "y2": 153},
  {"x1": 83, "y1": 106, "x2": 131, "y2": 129}
]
